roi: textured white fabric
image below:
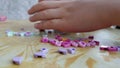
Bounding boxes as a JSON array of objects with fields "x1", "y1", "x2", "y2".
[{"x1": 0, "y1": 0, "x2": 37, "y2": 20}]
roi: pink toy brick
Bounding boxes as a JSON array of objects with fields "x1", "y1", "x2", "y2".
[
  {"x1": 71, "y1": 41, "x2": 78, "y2": 47},
  {"x1": 48, "y1": 39, "x2": 57, "y2": 45},
  {"x1": 108, "y1": 46, "x2": 118, "y2": 52},
  {"x1": 41, "y1": 37, "x2": 49, "y2": 43},
  {"x1": 0, "y1": 16, "x2": 7, "y2": 21},
  {"x1": 34, "y1": 52, "x2": 46, "y2": 58},
  {"x1": 78, "y1": 41, "x2": 87, "y2": 48},
  {"x1": 58, "y1": 49, "x2": 67, "y2": 55},
  {"x1": 100, "y1": 45, "x2": 109, "y2": 51},
  {"x1": 61, "y1": 41, "x2": 71, "y2": 48},
  {"x1": 55, "y1": 41, "x2": 63, "y2": 47},
  {"x1": 12, "y1": 56, "x2": 23, "y2": 65},
  {"x1": 40, "y1": 48, "x2": 48, "y2": 54},
  {"x1": 67, "y1": 48, "x2": 76, "y2": 54},
  {"x1": 55, "y1": 35, "x2": 62, "y2": 41}
]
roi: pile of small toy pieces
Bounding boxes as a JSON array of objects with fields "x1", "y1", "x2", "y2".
[
  {"x1": 41, "y1": 35, "x2": 100, "y2": 48},
  {"x1": 0, "y1": 16, "x2": 7, "y2": 21},
  {"x1": 5, "y1": 30, "x2": 34, "y2": 37},
  {"x1": 100, "y1": 45, "x2": 120, "y2": 52},
  {"x1": 12, "y1": 47, "x2": 76, "y2": 65}
]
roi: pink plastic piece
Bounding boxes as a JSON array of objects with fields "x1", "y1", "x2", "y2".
[
  {"x1": 12, "y1": 56, "x2": 23, "y2": 65},
  {"x1": 100, "y1": 45, "x2": 109, "y2": 51},
  {"x1": 78, "y1": 41, "x2": 87, "y2": 48},
  {"x1": 94, "y1": 41, "x2": 100, "y2": 46},
  {"x1": 41, "y1": 37, "x2": 49, "y2": 43},
  {"x1": 48, "y1": 39, "x2": 57, "y2": 45},
  {"x1": 0, "y1": 16, "x2": 7, "y2": 21},
  {"x1": 67, "y1": 48, "x2": 76, "y2": 54},
  {"x1": 55, "y1": 41, "x2": 63, "y2": 47},
  {"x1": 61, "y1": 41, "x2": 71, "y2": 48},
  {"x1": 55, "y1": 35, "x2": 62, "y2": 41},
  {"x1": 71, "y1": 41, "x2": 78, "y2": 47},
  {"x1": 58, "y1": 49, "x2": 67, "y2": 55},
  {"x1": 34, "y1": 52, "x2": 46, "y2": 58},
  {"x1": 108, "y1": 46, "x2": 118, "y2": 51}
]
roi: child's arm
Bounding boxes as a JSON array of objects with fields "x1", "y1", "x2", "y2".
[{"x1": 28, "y1": 0, "x2": 120, "y2": 32}]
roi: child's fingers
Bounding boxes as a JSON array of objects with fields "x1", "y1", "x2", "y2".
[
  {"x1": 34, "y1": 19, "x2": 63, "y2": 30},
  {"x1": 29, "y1": 8, "x2": 65, "y2": 22},
  {"x1": 28, "y1": 1, "x2": 64, "y2": 14}
]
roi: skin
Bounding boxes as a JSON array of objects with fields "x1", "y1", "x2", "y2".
[{"x1": 28, "y1": 0, "x2": 120, "y2": 32}]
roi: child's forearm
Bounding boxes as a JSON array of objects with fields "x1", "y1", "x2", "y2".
[{"x1": 100, "y1": 0, "x2": 120, "y2": 26}]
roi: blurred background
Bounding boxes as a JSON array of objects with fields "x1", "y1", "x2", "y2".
[{"x1": 0, "y1": 0, "x2": 37, "y2": 20}]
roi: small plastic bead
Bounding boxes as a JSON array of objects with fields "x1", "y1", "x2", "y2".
[
  {"x1": 58, "y1": 49, "x2": 67, "y2": 55},
  {"x1": 108, "y1": 46, "x2": 118, "y2": 51},
  {"x1": 24, "y1": 32, "x2": 33, "y2": 37},
  {"x1": 61, "y1": 41, "x2": 71, "y2": 48},
  {"x1": 100, "y1": 45, "x2": 109, "y2": 51},
  {"x1": 118, "y1": 48, "x2": 120, "y2": 51},
  {"x1": 67, "y1": 48, "x2": 76, "y2": 54},
  {"x1": 88, "y1": 41, "x2": 97, "y2": 47},
  {"x1": 34, "y1": 52, "x2": 46, "y2": 58},
  {"x1": 41, "y1": 37, "x2": 49, "y2": 43},
  {"x1": 14, "y1": 32, "x2": 20, "y2": 36},
  {"x1": 55, "y1": 41, "x2": 63, "y2": 47},
  {"x1": 40, "y1": 48, "x2": 48, "y2": 54},
  {"x1": 19, "y1": 32, "x2": 25, "y2": 37},
  {"x1": 71, "y1": 41, "x2": 79, "y2": 47},
  {"x1": 12, "y1": 56, "x2": 23, "y2": 65},
  {"x1": 78, "y1": 41, "x2": 87, "y2": 48},
  {"x1": 48, "y1": 39, "x2": 57, "y2": 45},
  {"x1": 94, "y1": 41, "x2": 100, "y2": 46},
  {"x1": 55, "y1": 35, "x2": 62, "y2": 41}
]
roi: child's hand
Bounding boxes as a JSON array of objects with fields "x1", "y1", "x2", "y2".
[{"x1": 28, "y1": 0, "x2": 118, "y2": 32}]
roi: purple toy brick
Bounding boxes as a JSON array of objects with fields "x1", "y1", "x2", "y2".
[
  {"x1": 34, "y1": 52, "x2": 46, "y2": 58},
  {"x1": 118, "y1": 48, "x2": 120, "y2": 51},
  {"x1": 108, "y1": 46, "x2": 118, "y2": 52},
  {"x1": 100, "y1": 45, "x2": 109, "y2": 51},
  {"x1": 24, "y1": 32, "x2": 33, "y2": 36},
  {"x1": 58, "y1": 49, "x2": 67, "y2": 55},
  {"x1": 61, "y1": 41, "x2": 71, "y2": 48},
  {"x1": 67, "y1": 48, "x2": 76, "y2": 54},
  {"x1": 12, "y1": 56, "x2": 23, "y2": 65},
  {"x1": 40, "y1": 48, "x2": 48, "y2": 54},
  {"x1": 41, "y1": 37, "x2": 49, "y2": 43},
  {"x1": 78, "y1": 41, "x2": 87, "y2": 48}
]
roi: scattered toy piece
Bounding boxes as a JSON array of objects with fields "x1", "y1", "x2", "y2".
[
  {"x1": 58, "y1": 49, "x2": 67, "y2": 55},
  {"x1": 108, "y1": 46, "x2": 118, "y2": 52},
  {"x1": 34, "y1": 52, "x2": 46, "y2": 58},
  {"x1": 12, "y1": 56, "x2": 23, "y2": 65},
  {"x1": 67, "y1": 48, "x2": 76, "y2": 54},
  {"x1": 40, "y1": 48, "x2": 49, "y2": 54}
]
